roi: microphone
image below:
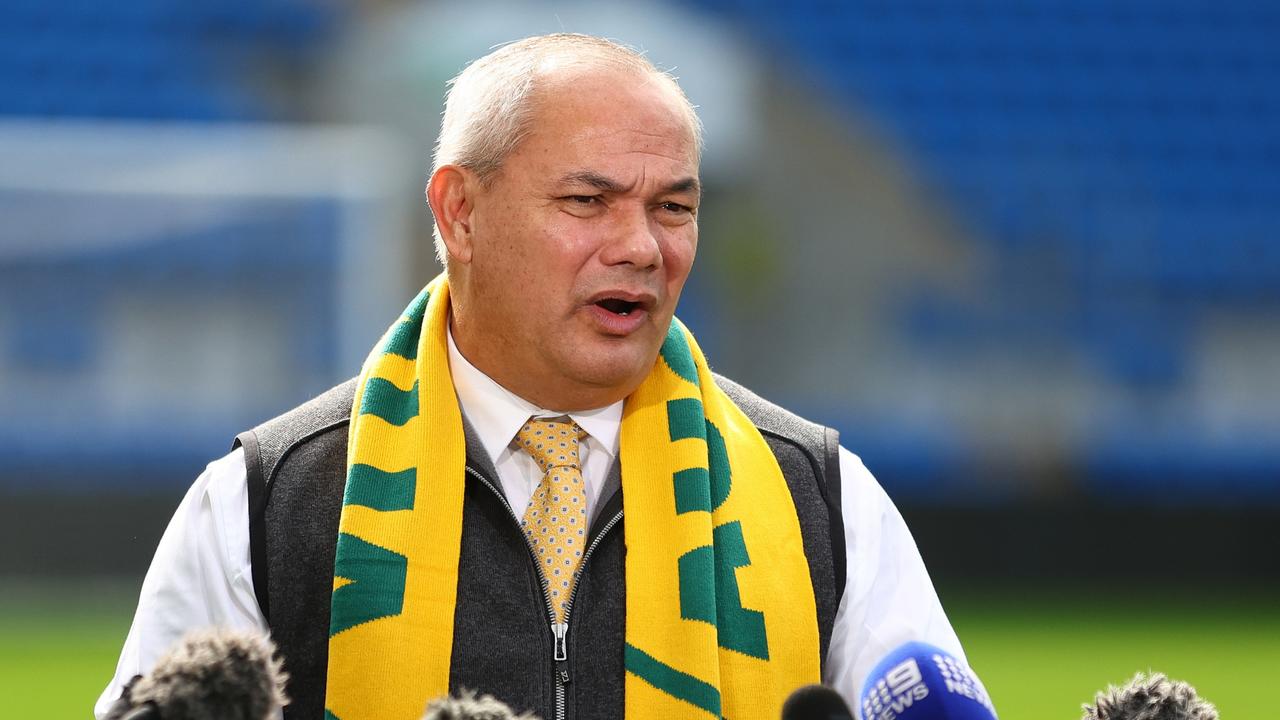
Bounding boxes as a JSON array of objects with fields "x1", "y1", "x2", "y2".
[
  {"x1": 1082, "y1": 672, "x2": 1217, "y2": 720},
  {"x1": 781, "y1": 684, "x2": 855, "y2": 720},
  {"x1": 421, "y1": 689, "x2": 541, "y2": 720},
  {"x1": 859, "y1": 642, "x2": 997, "y2": 720},
  {"x1": 102, "y1": 628, "x2": 288, "y2": 720}
]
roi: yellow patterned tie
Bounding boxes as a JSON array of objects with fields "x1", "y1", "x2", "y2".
[{"x1": 515, "y1": 417, "x2": 590, "y2": 623}]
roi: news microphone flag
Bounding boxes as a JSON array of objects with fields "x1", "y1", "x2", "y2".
[{"x1": 859, "y1": 642, "x2": 997, "y2": 720}]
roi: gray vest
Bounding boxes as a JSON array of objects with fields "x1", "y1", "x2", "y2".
[{"x1": 235, "y1": 375, "x2": 845, "y2": 720}]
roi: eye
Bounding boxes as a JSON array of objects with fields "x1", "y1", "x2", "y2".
[
  {"x1": 559, "y1": 194, "x2": 606, "y2": 217},
  {"x1": 654, "y1": 201, "x2": 696, "y2": 227}
]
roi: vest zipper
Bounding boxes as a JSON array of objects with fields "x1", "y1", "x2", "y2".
[
  {"x1": 560, "y1": 510, "x2": 623, "y2": 631},
  {"x1": 465, "y1": 465, "x2": 623, "y2": 720},
  {"x1": 553, "y1": 623, "x2": 569, "y2": 720},
  {"x1": 549, "y1": 507, "x2": 622, "y2": 720}
]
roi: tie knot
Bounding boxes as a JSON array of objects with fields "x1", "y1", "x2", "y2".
[{"x1": 515, "y1": 418, "x2": 586, "y2": 472}]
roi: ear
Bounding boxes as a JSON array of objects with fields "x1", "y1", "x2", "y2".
[{"x1": 426, "y1": 165, "x2": 477, "y2": 265}]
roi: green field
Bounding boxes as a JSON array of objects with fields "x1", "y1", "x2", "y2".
[
  {"x1": 0, "y1": 580, "x2": 140, "y2": 719},
  {"x1": 3, "y1": 579, "x2": 1274, "y2": 718},
  {"x1": 944, "y1": 584, "x2": 1278, "y2": 718}
]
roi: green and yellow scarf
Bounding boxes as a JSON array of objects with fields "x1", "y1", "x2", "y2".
[{"x1": 326, "y1": 275, "x2": 819, "y2": 720}]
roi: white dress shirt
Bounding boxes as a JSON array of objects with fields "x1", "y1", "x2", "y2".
[{"x1": 96, "y1": 331, "x2": 965, "y2": 719}]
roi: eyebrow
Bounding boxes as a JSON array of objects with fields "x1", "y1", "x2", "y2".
[{"x1": 557, "y1": 170, "x2": 701, "y2": 198}]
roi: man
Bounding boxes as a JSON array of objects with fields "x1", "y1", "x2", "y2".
[{"x1": 98, "y1": 34, "x2": 964, "y2": 720}]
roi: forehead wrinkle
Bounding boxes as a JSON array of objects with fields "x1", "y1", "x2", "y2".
[
  {"x1": 558, "y1": 170, "x2": 630, "y2": 194},
  {"x1": 576, "y1": 125, "x2": 697, "y2": 153},
  {"x1": 556, "y1": 167, "x2": 700, "y2": 198}
]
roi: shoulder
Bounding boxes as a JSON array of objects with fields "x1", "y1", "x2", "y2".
[
  {"x1": 711, "y1": 369, "x2": 842, "y2": 486},
  {"x1": 235, "y1": 378, "x2": 357, "y2": 622},
  {"x1": 713, "y1": 373, "x2": 849, "y2": 653},
  {"x1": 713, "y1": 373, "x2": 828, "y2": 440},
  {"x1": 237, "y1": 378, "x2": 358, "y2": 484},
  {"x1": 710, "y1": 373, "x2": 840, "y2": 516}
]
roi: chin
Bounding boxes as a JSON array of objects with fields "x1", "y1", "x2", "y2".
[
  {"x1": 578, "y1": 360, "x2": 649, "y2": 392},
  {"x1": 568, "y1": 348, "x2": 657, "y2": 398}
]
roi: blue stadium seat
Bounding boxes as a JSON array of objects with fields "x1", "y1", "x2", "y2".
[
  {"x1": 0, "y1": 0, "x2": 338, "y2": 120},
  {"x1": 681, "y1": 0, "x2": 1280, "y2": 495}
]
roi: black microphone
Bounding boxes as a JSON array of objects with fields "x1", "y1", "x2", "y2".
[
  {"x1": 781, "y1": 684, "x2": 855, "y2": 720},
  {"x1": 421, "y1": 689, "x2": 541, "y2": 720},
  {"x1": 102, "y1": 628, "x2": 288, "y2": 720},
  {"x1": 1082, "y1": 672, "x2": 1218, "y2": 720}
]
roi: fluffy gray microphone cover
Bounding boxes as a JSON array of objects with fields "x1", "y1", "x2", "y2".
[
  {"x1": 1083, "y1": 672, "x2": 1218, "y2": 720},
  {"x1": 422, "y1": 690, "x2": 542, "y2": 720},
  {"x1": 128, "y1": 628, "x2": 289, "y2": 720}
]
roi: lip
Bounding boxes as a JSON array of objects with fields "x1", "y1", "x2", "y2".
[
  {"x1": 584, "y1": 289, "x2": 658, "y2": 310},
  {"x1": 585, "y1": 303, "x2": 649, "y2": 335},
  {"x1": 583, "y1": 289, "x2": 658, "y2": 336}
]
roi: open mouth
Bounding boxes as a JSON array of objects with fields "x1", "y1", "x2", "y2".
[{"x1": 595, "y1": 298, "x2": 641, "y2": 316}]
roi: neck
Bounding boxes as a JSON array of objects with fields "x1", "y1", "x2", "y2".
[{"x1": 448, "y1": 316, "x2": 633, "y2": 413}]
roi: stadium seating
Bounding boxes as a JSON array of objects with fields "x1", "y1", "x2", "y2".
[
  {"x1": 687, "y1": 0, "x2": 1280, "y2": 496},
  {"x1": 3, "y1": 0, "x2": 1275, "y2": 498},
  {"x1": 0, "y1": 0, "x2": 335, "y2": 120}
]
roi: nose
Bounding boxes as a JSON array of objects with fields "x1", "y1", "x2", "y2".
[{"x1": 599, "y1": 206, "x2": 663, "y2": 271}]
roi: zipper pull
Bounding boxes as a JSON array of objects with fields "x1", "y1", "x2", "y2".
[{"x1": 553, "y1": 622, "x2": 568, "y2": 661}]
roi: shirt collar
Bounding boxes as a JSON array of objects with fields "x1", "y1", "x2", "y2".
[{"x1": 446, "y1": 325, "x2": 622, "y2": 466}]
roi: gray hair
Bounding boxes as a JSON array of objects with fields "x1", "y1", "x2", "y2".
[
  {"x1": 1082, "y1": 672, "x2": 1218, "y2": 720},
  {"x1": 429, "y1": 33, "x2": 703, "y2": 263}
]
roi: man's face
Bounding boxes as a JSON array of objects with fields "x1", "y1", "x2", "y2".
[{"x1": 452, "y1": 69, "x2": 700, "y2": 410}]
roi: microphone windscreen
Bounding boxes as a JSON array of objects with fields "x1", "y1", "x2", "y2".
[
  {"x1": 781, "y1": 684, "x2": 855, "y2": 720},
  {"x1": 127, "y1": 628, "x2": 288, "y2": 720},
  {"x1": 1082, "y1": 672, "x2": 1218, "y2": 720},
  {"x1": 859, "y1": 642, "x2": 997, "y2": 720},
  {"x1": 421, "y1": 690, "x2": 541, "y2": 720}
]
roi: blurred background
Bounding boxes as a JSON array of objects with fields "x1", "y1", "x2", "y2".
[{"x1": 1, "y1": 0, "x2": 1276, "y2": 716}]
